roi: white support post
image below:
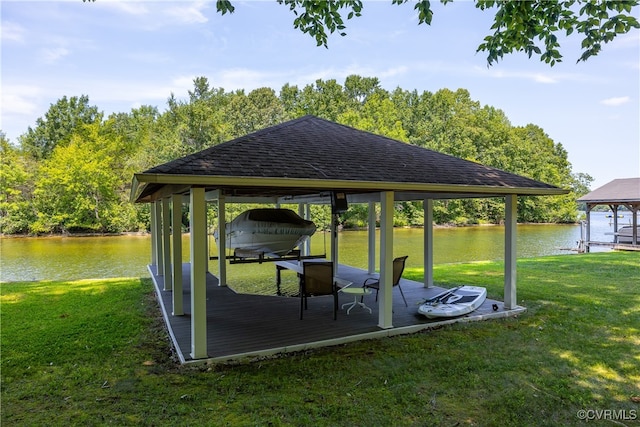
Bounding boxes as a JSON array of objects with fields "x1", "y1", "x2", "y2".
[
  {"x1": 305, "y1": 204, "x2": 312, "y2": 256},
  {"x1": 217, "y1": 196, "x2": 227, "y2": 287},
  {"x1": 423, "y1": 199, "x2": 434, "y2": 288},
  {"x1": 504, "y1": 194, "x2": 517, "y2": 310},
  {"x1": 298, "y1": 203, "x2": 309, "y2": 256},
  {"x1": 154, "y1": 201, "x2": 164, "y2": 276},
  {"x1": 378, "y1": 191, "x2": 394, "y2": 329},
  {"x1": 190, "y1": 187, "x2": 208, "y2": 359},
  {"x1": 368, "y1": 202, "x2": 376, "y2": 274},
  {"x1": 171, "y1": 193, "x2": 184, "y2": 316},
  {"x1": 162, "y1": 198, "x2": 172, "y2": 291},
  {"x1": 150, "y1": 203, "x2": 158, "y2": 266}
]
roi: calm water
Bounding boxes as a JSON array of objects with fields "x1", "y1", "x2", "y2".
[{"x1": 0, "y1": 211, "x2": 631, "y2": 282}]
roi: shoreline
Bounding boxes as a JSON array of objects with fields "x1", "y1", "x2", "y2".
[{"x1": 0, "y1": 222, "x2": 581, "y2": 239}]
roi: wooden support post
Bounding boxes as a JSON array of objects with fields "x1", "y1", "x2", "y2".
[
  {"x1": 629, "y1": 204, "x2": 639, "y2": 245},
  {"x1": 171, "y1": 193, "x2": 184, "y2": 316},
  {"x1": 504, "y1": 194, "x2": 517, "y2": 310},
  {"x1": 423, "y1": 198, "x2": 434, "y2": 288},
  {"x1": 609, "y1": 204, "x2": 619, "y2": 242},
  {"x1": 190, "y1": 187, "x2": 208, "y2": 359},
  {"x1": 586, "y1": 205, "x2": 592, "y2": 253},
  {"x1": 378, "y1": 191, "x2": 394, "y2": 329}
]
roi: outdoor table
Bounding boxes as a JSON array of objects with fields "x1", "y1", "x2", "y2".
[{"x1": 340, "y1": 287, "x2": 373, "y2": 314}]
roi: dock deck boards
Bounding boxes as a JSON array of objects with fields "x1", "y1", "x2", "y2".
[{"x1": 150, "y1": 263, "x2": 525, "y2": 364}]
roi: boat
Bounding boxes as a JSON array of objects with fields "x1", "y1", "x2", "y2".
[
  {"x1": 214, "y1": 208, "x2": 316, "y2": 256},
  {"x1": 418, "y1": 285, "x2": 487, "y2": 319},
  {"x1": 616, "y1": 225, "x2": 640, "y2": 244}
]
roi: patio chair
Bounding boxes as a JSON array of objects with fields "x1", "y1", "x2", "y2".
[
  {"x1": 299, "y1": 261, "x2": 338, "y2": 320},
  {"x1": 362, "y1": 255, "x2": 408, "y2": 307}
]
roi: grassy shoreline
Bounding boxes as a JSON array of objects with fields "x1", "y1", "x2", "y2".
[{"x1": 2, "y1": 252, "x2": 639, "y2": 426}]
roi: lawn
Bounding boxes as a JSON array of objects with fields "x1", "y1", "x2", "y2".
[{"x1": 1, "y1": 252, "x2": 639, "y2": 426}]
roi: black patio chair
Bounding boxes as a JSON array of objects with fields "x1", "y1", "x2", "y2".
[
  {"x1": 362, "y1": 255, "x2": 408, "y2": 307},
  {"x1": 299, "y1": 261, "x2": 339, "y2": 320}
]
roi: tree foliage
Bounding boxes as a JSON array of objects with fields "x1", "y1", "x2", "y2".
[
  {"x1": 214, "y1": 0, "x2": 639, "y2": 65},
  {"x1": 19, "y1": 95, "x2": 103, "y2": 160},
  {"x1": 476, "y1": 0, "x2": 640, "y2": 65},
  {"x1": 0, "y1": 75, "x2": 592, "y2": 234}
]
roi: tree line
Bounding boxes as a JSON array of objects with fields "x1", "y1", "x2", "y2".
[{"x1": 0, "y1": 75, "x2": 592, "y2": 235}]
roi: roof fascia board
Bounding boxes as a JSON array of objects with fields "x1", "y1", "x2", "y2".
[
  {"x1": 134, "y1": 173, "x2": 568, "y2": 197},
  {"x1": 578, "y1": 198, "x2": 640, "y2": 204}
]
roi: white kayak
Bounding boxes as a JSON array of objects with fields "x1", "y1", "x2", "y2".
[{"x1": 418, "y1": 285, "x2": 487, "y2": 319}]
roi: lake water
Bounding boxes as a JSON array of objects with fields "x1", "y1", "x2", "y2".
[{"x1": 0, "y1": 211, "x2": 632, "y2": 283}]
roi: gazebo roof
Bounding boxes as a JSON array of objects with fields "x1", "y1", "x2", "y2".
[
  {"x1": 132, "y1": 115, "x2": 566, "y2": 203},
  {"x1": 577, "y1": 178, "x2": 640, "y2": 205}
]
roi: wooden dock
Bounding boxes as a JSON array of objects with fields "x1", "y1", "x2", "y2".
[
  {"x1": 150, "y1": 263, "x2": 525, "y2": 365},
  {"x1": 586, "y1": 241, "x2": 640, "y2": 251}
]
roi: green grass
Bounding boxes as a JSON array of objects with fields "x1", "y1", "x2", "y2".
[{"x1": 2, "y1": 252, "x2": 639, "y2": 426}]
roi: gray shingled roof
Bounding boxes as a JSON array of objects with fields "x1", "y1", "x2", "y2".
[
  {"x1": 577, "y1": 178, "x2": 640, "y2": 204},
  {"x1": 132, "y1": 115, "x2": 565, "y2": 203}
]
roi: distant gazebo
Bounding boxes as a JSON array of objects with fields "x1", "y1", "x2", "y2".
[
  {"x1": 131, "y1": 115, "x2": 567, "y2": 362},
  {"x1": 577, "y1": 178, "x2": 640, "y2": 249}
]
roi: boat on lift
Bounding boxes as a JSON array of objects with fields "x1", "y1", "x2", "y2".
[
  {"x1": 616, "y1": 225, "x2": 640, "y2": 244},
  {"x1": 214, "y1": 208, "x2": 316, "y2": 257}
]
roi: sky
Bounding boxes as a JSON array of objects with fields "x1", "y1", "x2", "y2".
[{"x1": 1, "y1": 1, "x2": 639, "y2": 190}]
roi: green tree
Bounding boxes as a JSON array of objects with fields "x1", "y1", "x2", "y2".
[
  {"x1": 19, "y1": 95, "x2": 103, "y2": 160},
  {"x1": 214, "y1": 0, "x2": 639, "y2": 65},
  {"x1": 0, "y1": 134, "x2": 36, "y2": 233},
  {"x1": 166, "y1": 77, "x2": 230, "y2": 154},
  {"x1": 338, "y1": 90, "x2": 408, "y2": 141},
  {"x1": 32, "y1": 123, "x2": 136, "y2": 233},
  {"x1": 343, "y1": 75, "x2": 381, "y2": 105},
  {"x1": 224, "y1": 88, "x2": 285, "y2": 137},
  {"x1": 295, "y1": 79, "x2": 349, "y2": 121}
]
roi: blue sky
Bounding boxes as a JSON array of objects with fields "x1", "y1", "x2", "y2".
[{"x1": 2, "y1": 1, "x2": 638, "y2": 190}]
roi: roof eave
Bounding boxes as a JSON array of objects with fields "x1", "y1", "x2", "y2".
[
  {"x1": 577, "y1": 198, "x2": 640, "y2": 204},
  {"x1": 130, "y1": 174, "x2": 145, "y2": 203},
  {"x1": 132, "y1": 173, "x2": 568, "y2": 203}
]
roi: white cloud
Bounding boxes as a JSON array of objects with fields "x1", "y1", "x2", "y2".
[
  {"x1": 600, "y1": 96, "x2": 630, "y2": 106},
  {"x1": 91, "y1": 0, "x2": 208, "y2": 29},
  {"x1": 0, "y1": 85, "x2": 42, "y2": 139},
  {"x1": 164, "y1": 1, "x2": 209, "y2": 24},
  {"x1": 484, "y1": 68, "x2": 559, "y2": 84},
  {"x1": 98, "y1": 1, "x2": 150, "y2": 16},
  {"x1": 1, "y1": 85, "x2": 41, "y2": 116},
  {"x1": 212, "y1": 69, "x2": 280, "y2": 91},
  {"x1": 1, "y1": 21, "x2": 26, "y2": 43},
  {"x1": 40, "y1": 47, "x2": 70, "y2": 64},
  {"x1": 380, "y1": 66, "x2": 409, "y2": 79}
]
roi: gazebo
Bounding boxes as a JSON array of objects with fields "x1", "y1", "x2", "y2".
[
  {"x1": 577, "y1": 177, "x2": 640, "y2": 249},
  {"x1": 131, "y1": 115, "x2": 567, "y2": 363}
]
